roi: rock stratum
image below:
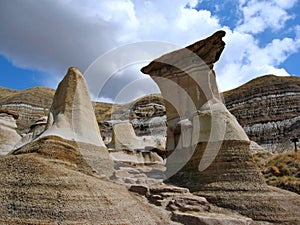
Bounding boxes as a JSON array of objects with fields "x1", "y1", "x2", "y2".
[
  {"x1": 224, "y1": 75, "x2": 300, "y2": 152},
  {"x1": 2, "y1": 74, "x2": 299, "y2": 153},
  {"x1": 0, "y1": 31, "x2": 299, "y2": 224}
]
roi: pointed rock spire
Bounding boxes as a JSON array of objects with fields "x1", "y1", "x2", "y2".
[{"x1": 41, "y1": 67, "x2": 105, "y2": 146}]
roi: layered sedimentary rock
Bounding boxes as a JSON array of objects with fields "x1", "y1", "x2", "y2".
[
  {"x1": 141, "y1": 31, "x2": 300, "y2": 224},
  {"x1": 1, "y1": 68, "x2": 173, "y2": 224},
  {"x1": 129, "y1": 184, "x2": 254, "y2": 225},
  {"x1": 0, "y1": 136, "x2": 176, "y2": 224},
  {"x1": 41, "y1": 67, "x2": 103, "y2": 145},
  {"x1": 141, "y1": 30, "x2": 248, "y2": 154},
  {"x1": 39, "y1": 67, "x2": 114, "y2": 177},
  {"x1": 0, "y1": 109, "x2": 21, "y2": 155},
  {"x1": 141, "y1": 30, "x2": 250, "y2": 169},
  {"x1": 14, "y1": 116, "x2": 48, "y2": 149},
  {"x1": 224, "y1": 75, "x2": 300, "y2": 152},
  {"x1": 0, "y1": 86, "x2": 54, "y2": 134}
]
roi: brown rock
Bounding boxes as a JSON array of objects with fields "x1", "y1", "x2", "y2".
[
  {"x1": 0, "y1": 136, "x2": 176, "y2": 224},
  {"x1": 167, "y1": 195, "x2": 210, "y2": 212},
  {"x1": 141, "y1": 31, "x2": 300, "y2": 224},
  {"x1": 171, "y1": 212, "x2": 253, "y2": 225},
  {"x1": 39, "y1": 67, "x2": 114, "y2": 178}
]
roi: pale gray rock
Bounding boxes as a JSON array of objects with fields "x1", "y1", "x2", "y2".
[
  {"x1": 0, "y1": 109, "x2": 21, "y2": 155},
  {"x1": 197, "y1": 98, "x2": 249, "y2": 142},
  {"x1": 41, "y1": 67, "x2": 105, "y2": 146},
  {"x1": 39, "y1": 67, "x2": 114, "y2": 177},
  {"x1": 250, "y1": 141, "x2": 264, "y2": 152},
  {"x1": 14, "y1": 116, "x2": 48, "y2": 149},
  {"x1": 109, "y1": 122, "x2": 164, "y2": 151}
]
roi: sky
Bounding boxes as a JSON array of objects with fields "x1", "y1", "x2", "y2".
[{"x1": 0, "y1": 0, "x2": 299, "y2": 103}]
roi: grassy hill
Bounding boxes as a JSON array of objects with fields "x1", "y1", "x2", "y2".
[{"x1": 253, "y1": 151, "x2": 300, "y2": 194}]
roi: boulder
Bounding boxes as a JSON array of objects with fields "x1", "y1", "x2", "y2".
[{"x1": 0, "y1": 109, "x2": 21, "y2": 155}]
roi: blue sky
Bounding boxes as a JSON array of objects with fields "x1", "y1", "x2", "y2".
[{"x1": 0, "y1": 0, "x2": 299, "y2": 103}]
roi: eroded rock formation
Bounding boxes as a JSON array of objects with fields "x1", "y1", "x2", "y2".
[
  {"x1": 0, "y1": 109, "x2": 21, "y2": 155},
  {"x1": 14, "y1": 116, "x2": 48, "y2": 149},
  {"x1": 224, "y1": 75, "x2": 300, "y2": 152},
  {"x1": 13, "y1": 67, "x2": 114, "y2": 178},
  {"x1": 141, "y1": 31, "x2": 249, "y2": 153},
  {"x1": 141, "y1": 30, "x2": 300, "y2": 224},
  {"x1": 0, "y1": 86, "x2": 54, "y2": 134},
  {"x1": 41, "y1": 67, "x2": 103, "y2": 145},
  {"x1": 0, "y1": 136, "x2": 176, "y2": 224}
]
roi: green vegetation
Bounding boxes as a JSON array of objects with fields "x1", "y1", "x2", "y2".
[{"x1": 253, "y1": 151, "x2": 300, "y2": 194}]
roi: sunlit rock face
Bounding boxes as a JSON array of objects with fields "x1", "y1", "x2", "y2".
[
  {"x1": 0, "y1": 109, "x2": 21, "y2": 155},
  {"x1": 141, "y1": 30, "x2": 252, "y2": 180},
  {"x1": 41, "y1": 67, "x2": 105, "y2": 146},
  {"x1": 141, "y1": 31, "x2": 300, "y2": 224},
  {"x1": 141, "y1": 30, "x2": 249, "y2": 154}
]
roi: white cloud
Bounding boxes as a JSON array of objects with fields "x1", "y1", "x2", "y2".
[
  {"x1": 216, "y1": 29, "x2": 300, "y2": 91},
  {"x1": 0, "y1": 0, "x2": 299, "y2": 102},
  {"x1": 237, "y1": 0, "x2": 297, "y2": 34}
]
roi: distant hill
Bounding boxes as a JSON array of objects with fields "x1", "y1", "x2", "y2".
[
  {"x1": 0, "y1": 86, "x2": 55, "y2": 133},
  {"x1": 223, "y1": 75, "x2": 300, "y2": 152},
  {"x1": 1, "y1": 74, "x2": 299, "y2": 153}
]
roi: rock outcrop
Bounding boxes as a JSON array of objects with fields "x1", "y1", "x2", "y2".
[
  {"x1": 0, "y1": 86, "x2": 54, "y2": 134},
  {"x1": 14, "y1": 116, "x2": 48, "y2": 149},
  {"x1": 0, "y1": 68, "x2": 176, "y2": 224},
  {"x1": 141, "y1": 30, "x2": 300, "y2": 224},
  {"x1": 39, "y1": 67, "x2": 114, "y2": 177},
  {"x1": 0, "y1": 136, "x2": 177, "y2": 225},
  {"x1": 0, "y1": 109, "x2": 21, "y2": 155},
  {"x1": 224, "y1": 75, "x2": 300, "y2": 152},
  {"x1": 129, "y1": 184, "x2": 255, "y2": 225},
  {"x1": 141, "y1": 30, "x2": 248, "y2": 154},
  {"x1": 41, "y1": 67, "x2": 103, "y2": 145}
]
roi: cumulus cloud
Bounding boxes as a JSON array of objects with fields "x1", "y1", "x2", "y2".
[
  {"x1": 216, "y1": 28, "x2": 300, "y2": 91},
  {"x1": 0, "y1": 0, "x2": 299, "y2": 102},
  {"x1": 236, "y1": 0, "x2": 298, "y2": 34}
]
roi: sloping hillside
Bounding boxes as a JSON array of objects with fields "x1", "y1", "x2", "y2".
[
  {"x1": 0, "y1": 86, "x2": 55, "y2": 133},
  {"x1": 223, "y1": 75, "x2": 300, "y2": 152}
]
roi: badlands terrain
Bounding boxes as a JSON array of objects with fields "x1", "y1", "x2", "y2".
[{"x1": 0, "y1": 31, "x2": 299, "y2": 224}]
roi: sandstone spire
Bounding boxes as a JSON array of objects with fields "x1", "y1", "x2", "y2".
[
  {"x1": 41, "y1": 67, "x2": 104, "y2": 146},
  {"x1": 39, "y1": 67, "x2": 113, "y2": 177}
]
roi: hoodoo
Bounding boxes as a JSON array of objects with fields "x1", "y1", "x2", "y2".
[{"x1": 141, "y1": 30, "x2": 300, "y2": 223}]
